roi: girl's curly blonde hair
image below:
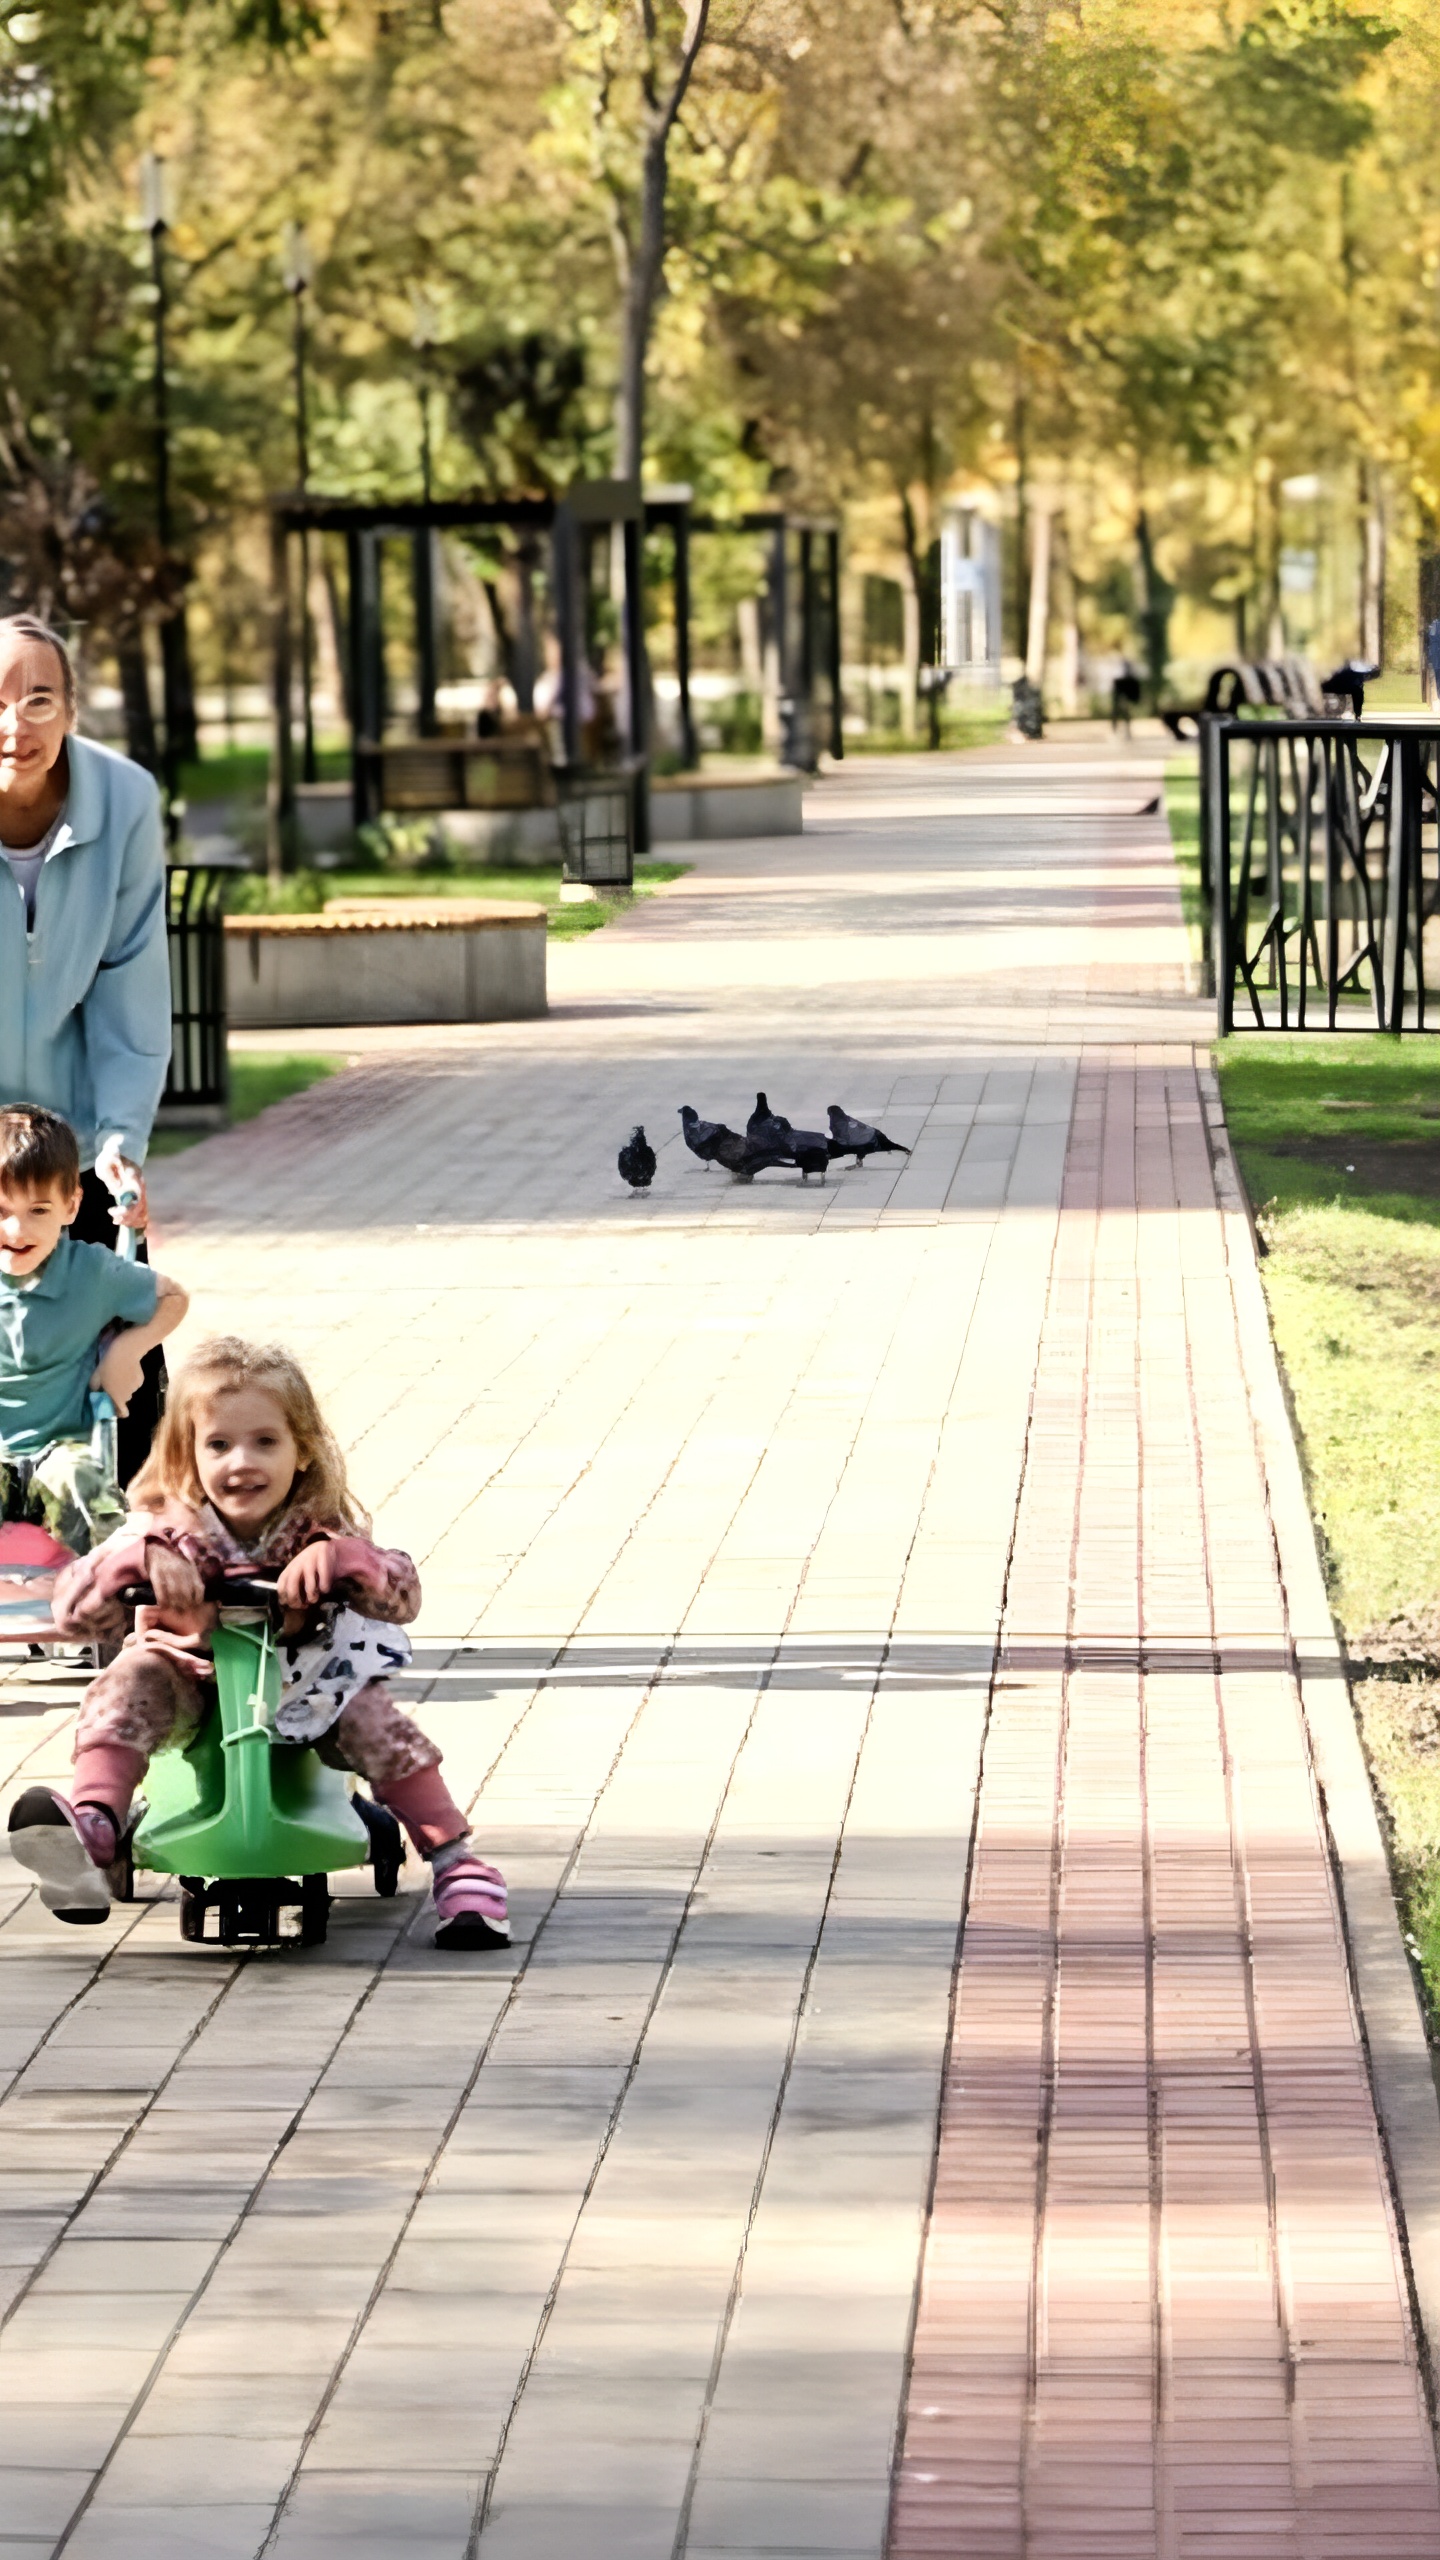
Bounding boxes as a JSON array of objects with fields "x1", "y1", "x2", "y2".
[{"x1": 128, "y1": 1336, "x2": 369, "y2": 1531}]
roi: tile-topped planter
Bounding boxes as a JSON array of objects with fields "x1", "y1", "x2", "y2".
[
  {"x1": 649, "y1": 768, "x2": 804, "y2": 840},
  {"x1": 224, "y1": 898, "x2": 547, "y2": 1027}
]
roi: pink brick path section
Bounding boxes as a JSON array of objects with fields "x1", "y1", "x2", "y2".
[{"x1": 890, "y1": 1056, "x2": 1440, "y2": 2560}]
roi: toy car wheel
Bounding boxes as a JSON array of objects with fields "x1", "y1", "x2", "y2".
[
  {"x1": 373, "y1": 1850, "x2": 402, "y2": 1899},
  {"x1": 299, "y1": 1874, "x2": 329, "y2": 1946},
  {"x1": 179, "y1": 1879, "x2": 207, "y2": 1943},
  {"x1": 109, "y1": 1832, "x2": 136, "y2": 1904}
]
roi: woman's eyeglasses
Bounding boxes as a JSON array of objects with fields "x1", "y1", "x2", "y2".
[{"x1": 0, "y1": 691, "x2": 63, "y2": 729}]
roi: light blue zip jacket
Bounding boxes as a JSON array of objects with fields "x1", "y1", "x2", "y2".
[{"x1": 0, "y1": 734, "x2": 170, "y2": 1167}]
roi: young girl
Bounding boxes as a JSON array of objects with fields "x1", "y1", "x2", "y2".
[{"x1": 6, "y1": 1336, "x2": 508, "y2": 1949}]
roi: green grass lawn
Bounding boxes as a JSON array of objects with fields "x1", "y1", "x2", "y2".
[
  {"x1": 1216, "y1": 1032, "x2": 1440, "y2": 2012},
  {"x1": 149, "y1": 1050, "x2": 340, "y2": 1158}
]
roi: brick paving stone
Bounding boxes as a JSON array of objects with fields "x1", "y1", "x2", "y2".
[
  {"x1": 0, "y1": 742, "x2": 1431, "y2": 2556},
  {"x1": 889, "y1": 1052, "x2": 1440, "y2": 2560}
]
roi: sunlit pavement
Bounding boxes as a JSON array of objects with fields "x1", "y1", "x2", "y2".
[{"x1": 3, "y1": 740, "x2": 1436, "y2": 2558}]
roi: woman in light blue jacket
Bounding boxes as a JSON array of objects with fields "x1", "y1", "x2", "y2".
[{"x1": 0, "y1": 614, "x2": 173, "y2": 1469}]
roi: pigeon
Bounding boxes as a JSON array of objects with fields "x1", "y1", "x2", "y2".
[
  {"x1": 713, "y1": 1128, "x2": 791, "y2": 1183},
  {"x1": 747, "y1": 1092, "x2": 796, "y2": 1156},
  {"x1": 826, "y1": 1105, "x2": 912, "y2": 1165},
  {"x1": 618, "y1": 1126, "x2": 657, "y2": 1191},
  {"x1": 791, "y1": 1133, "x2": 830, "y2": 1181},
  {"x1": 679, "y1": 1105, "x2": 730, "y2": 1169},
  {"x1": 745, "y1": 1092, "x2": 831, "y2": 1180}
]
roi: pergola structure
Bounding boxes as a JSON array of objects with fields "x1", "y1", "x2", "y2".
[
  {"x1": 267, "y1": 478, "x2": 844, "y2": 866},
  {"x1": 268, "y1": 479, "x2": 648, "y2": 852},
  {"x1": 643, "y1": 492, "x2": 844, "y2": 772}
]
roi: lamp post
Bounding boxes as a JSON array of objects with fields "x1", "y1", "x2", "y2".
[
  {"x1": 284, "y1": 222, "x2": 317, "y2": 784},
  {"x1": 410, "y1": 288, "x2": 439, "y2": 735},
  {"x1": 139, "y1": 151, "x2": 180, "y2": 835}
]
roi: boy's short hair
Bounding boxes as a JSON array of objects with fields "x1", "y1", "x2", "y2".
[{"x1": 0, "y1": 1106, "x2": 81, "y2": 1197}]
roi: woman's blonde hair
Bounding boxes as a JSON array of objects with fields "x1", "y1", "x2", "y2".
[{"x1": 128, "y1": 1336, "x2": 369, "y2": 1531}]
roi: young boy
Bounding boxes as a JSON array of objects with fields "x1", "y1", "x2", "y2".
[{"x1": 0, "y1": 1104, "x2": 188, "y2": 1552}]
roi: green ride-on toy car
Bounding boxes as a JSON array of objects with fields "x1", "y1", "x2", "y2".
[{"x1": 116, "y1": 1573, "x2": 405, "y2": 1949}]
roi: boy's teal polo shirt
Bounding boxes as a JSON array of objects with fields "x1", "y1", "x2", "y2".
[{"x1": 0, "y1": 1233, "x2": 157, "y2": 1458}]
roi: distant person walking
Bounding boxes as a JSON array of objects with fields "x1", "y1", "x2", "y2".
[{"x1": 0, "y1": 614, "x2": 172, "y2": 1475}]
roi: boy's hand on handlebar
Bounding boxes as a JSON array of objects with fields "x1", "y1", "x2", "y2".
[{"x1": 276, "y1": 1543, "x2": 343, "y2": 1611}]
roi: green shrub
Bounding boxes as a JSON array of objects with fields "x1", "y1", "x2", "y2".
[
  {"x1": 224, "y1": 870, "x2": 327, "y2": 915},
  {"x1": 355, "y1": 815, "x2": 451, "y2": 871}
]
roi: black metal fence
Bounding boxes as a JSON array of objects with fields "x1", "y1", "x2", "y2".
[
  {"x1": 1207, "y1": 716, "x2": 1440, "y2": 1033},
  {"x1": 556, "y1": 765, "x2": 636, "y2": 890},
  {"x1": 157, "y1": 863, "x2": 230, "y2": 1126}
]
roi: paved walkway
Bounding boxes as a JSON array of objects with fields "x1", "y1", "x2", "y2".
[{"x1": 1, "y1": 741, "x2": 1437, "y2": 2558}]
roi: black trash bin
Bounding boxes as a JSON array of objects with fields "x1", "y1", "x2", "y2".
[{"x1": 156, "y1": 863, "x2": 230, "y2": 1132}]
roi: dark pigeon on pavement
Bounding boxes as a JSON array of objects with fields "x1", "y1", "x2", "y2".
[
  {"x1": 618, "y1": 1126, "x2": 657, "y2": 1191},
  {"x1": 679, "y1": 1105, "x2": 730, "y2": 1168},
  {"x1": 787, "y1": 1127, "x2": 831, "y2": 1181},
  {"x1": 747, "y1": 1092, "x2": 796, "y2": 1157},
  {"x1": 713, "y1": 1128, "x2": 791, "y2": 1183},
  {"x1": 826, "y1": 1105, "x2": 912, "y2": 1165}
]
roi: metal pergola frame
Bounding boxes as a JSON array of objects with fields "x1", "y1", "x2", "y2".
[
  {"x1": 642, "y1": 495, "x2": 844, "y2": 772},
  {"x1": 267, "y1": 482, "x2": 843, "y2": 866},
  {"x1": 269, "y1": 480, "x2": 650, "y2": 854}
]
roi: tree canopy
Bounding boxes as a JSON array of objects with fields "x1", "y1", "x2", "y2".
[{"x1": 4, "y1": 0, "x2": 1437, "y2": 696}]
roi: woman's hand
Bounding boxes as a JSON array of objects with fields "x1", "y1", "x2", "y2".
[
  {"x1": 146, "y1": 1543, "x2": 206, "y2": 1615},
  {"x1": 276, "y1": 1543, "x2": 344, "y2": 1612},
  {"x1": 95, "y1": 1141, "x2": 148, "y2": 1231},
  {"x1": 139, "y1": 1541, "x2": 214, "y2": 1640}
]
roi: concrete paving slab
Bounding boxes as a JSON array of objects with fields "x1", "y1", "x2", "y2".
[{"x1": 0, "y1": 742, "x2": 1432, "y2": 2557}]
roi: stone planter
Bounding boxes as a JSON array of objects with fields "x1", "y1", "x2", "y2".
[
  {"x1": 224, "y1": 899, "x2": 547, "y2": 1028},
  {"x1": 649, "y1": 768, "x2": 804, "y2": 840}
]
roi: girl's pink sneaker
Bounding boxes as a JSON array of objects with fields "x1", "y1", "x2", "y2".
[
  {"x1": 7, "y1": 1787, "x2": 119, "y2": 1924},
  {"x1": 431, "y1": 1854, "x2": 509, "y2": 1950}
]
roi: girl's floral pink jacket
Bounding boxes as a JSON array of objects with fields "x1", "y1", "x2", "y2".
[{"x1": 53, "y1": 1499, "x2": 419, "y2": 1670}]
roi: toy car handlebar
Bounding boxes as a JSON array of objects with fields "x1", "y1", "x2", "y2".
[{"x1": 116, "y1": 1573, "x2": 285, "y2": 1621}]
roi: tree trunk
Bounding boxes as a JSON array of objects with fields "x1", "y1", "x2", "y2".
[
  {"x1": 161, "y1": 602, "x2": 199, "y2": 768},
  {"x1": 610, "y1": 2, "x2": 712, "y2": 483},
  {"x1": 898, "y1": 490, "x2": 925, "y2": 741},
  {"x1": 1359, "y1": 457, "x2": 1386, "y2": 666},
  {"x1": 1135, "y1": 508, "x2": 1173, "y2": 709},
  {"x1": 117, "y1": 639, "x2": 157, "y2": 771},
  {"x1": 1025, "y1": 503, "x2": 1052, "y2": 688},
  {"x1": 1013, "y1": 390, "x2": 1030, "y2": 664}
]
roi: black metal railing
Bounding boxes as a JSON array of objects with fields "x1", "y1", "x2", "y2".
[
  {"x1": 1207, "y1": 716, "x2": 1440, "y2": 1033},
  {"x1": 157, "y1": 863, "x2": 230, "y2": 1125},
  {"x1": 556, "y1": 764, "x2": 637, "y2": 889}
]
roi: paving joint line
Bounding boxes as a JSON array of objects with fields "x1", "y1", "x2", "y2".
[
  {"x1": 464, "y1": 1642, "x2": 770, "y2": 2558},
  {"x1": 49, "y1": 1928, "x2": 415, "y2": 2558}
]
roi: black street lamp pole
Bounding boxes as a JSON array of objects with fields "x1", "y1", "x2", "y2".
[
  {"x1": 284, "y1": 223, "x2": 317, "y2": 784},
  {"x1": 140, "y1": 153, "x2": 180, "y2": 837}
]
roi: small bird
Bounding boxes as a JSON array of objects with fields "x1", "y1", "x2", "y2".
[
  {"x1": 747, "y1": 1091, "x2": 795, "y2": 1156},
  {"x1": 791, "y1": 1133, "x2": 830, "y2": 1182},
  {"x1": 618, "y1": 1126, "x2": 657, "y2": 1191},
  {"x1": 827, "y1": 1105, "x2": 912, "y2": 1165},
  {"x1": 713, "y1": 1128, "x2": 790, "y2": 1183},
  {"x1": 679, "y1": 1105, "x2": 730, "y2": 1169}
]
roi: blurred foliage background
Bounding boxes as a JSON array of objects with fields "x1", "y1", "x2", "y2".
[{"x1": 4, "y1": 0, "x2": 1439, "y2": 739}]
